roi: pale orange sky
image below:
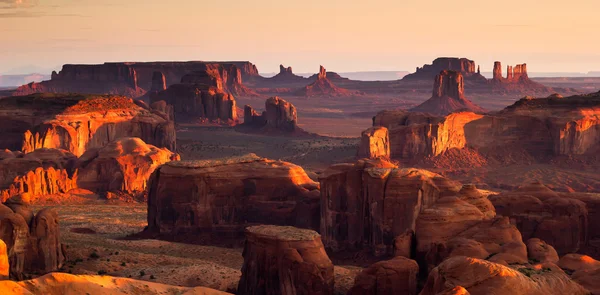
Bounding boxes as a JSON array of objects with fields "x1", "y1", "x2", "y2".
[{"x1": 1, "y1": 0, "x2": 599, "y2": 74}]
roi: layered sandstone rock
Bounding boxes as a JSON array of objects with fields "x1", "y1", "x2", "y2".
[
  {"x1": 150, "y1": 71, "x2": 166, "y2": 93},
  {"x1": 375, "y1": 91, "x2": 600, "y2": 159},
  {"x1": 403, "y1": 58, "x2": 483, "y2": 81},
  {"x1": 493, "y1": 61, "x2": 503, "y2": 80},
  {"x1": 0, "y1": 93, "x2": 176, "y2": 157},
  {"x1": 0, "y1": 202, "x2": 65, "y2": 279},
  {"x1": 410, "y1": 71, "x2": 487, "y2": 115},
  {"x1": 490, "y1": 184, "x2": 588, "y2": 255},
  {"x1": 319, "y1": 158, "x2": 461, "y2": 256},
  {"x1": 75, "y1": 137, "x2": 178, "y2": 198},
  {"x1": 237, "y1": 225, "x2": 334, "y2": 295},
  {"x1": 527, "y1": 238, "x2": 560, "y2": 264},
  {"x1": 357, "y1": 127, "x2": 390, "y2": 159},
  {"x1": 242, "y1": 96, "x2": 307, "y2": 134},
  {"x1": 146, "y1": 154, "x2": 321, "y2": 237},
  {"x1": 420, "y1": 256, "x2": 589, "y2": 295},
  {"x1": 348, "y1": 256, "x2": 419, "y2": 295},
  {"x1": 0, "y1": 149, "x2": 77, "y2": 202},
  {"x1": 150, "y1": 69, "x2": 238, "y2": 124},
  {"x1": 0, "y1": 272, "x2": 230, "y2": 295}
]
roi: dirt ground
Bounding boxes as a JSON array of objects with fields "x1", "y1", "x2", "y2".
[{"x1": 38, "y1": 205, "x2": 361, "y2": 294}]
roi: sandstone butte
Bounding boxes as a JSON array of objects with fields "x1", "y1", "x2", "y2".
[
  {"x1": 242, "y1": 96, "x2": 311, "y2": 135},
  {"x1": 146, "y1": 154, "x2": 321, "y2": 237},
  {"x1": 150, "y1": 67, "x2": 239, "y2": 124},
  {"x1": 295, "y1": 66, "x2": 355, "y2": 97},
  {"x1": 369, "y1": 90, "x2": 600, "y2": 160},
  {"x1": 410, "y1": 70, "x2": 487, "y2": 115},
  {"x1": 0, "y1": 93, "x2": 176, "y2": 157}
]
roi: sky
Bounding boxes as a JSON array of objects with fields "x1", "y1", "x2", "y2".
[{"x1": 1, "y1": 0, "x2": 600, "y2": 75}]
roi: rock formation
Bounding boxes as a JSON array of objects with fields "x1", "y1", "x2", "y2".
[
  {"x1": 0, "y1": 93, "x2": 176, "y2": 157},
  {"x1": 403, "y1": 58, "x2": 485, "y2": 81},
  {"x1": 0, "y1": 201, "x2": 65, "y2": 279},
  {"x1": 242, "y1": 96, "x2": 308, "y2": 134},
  {"x1": 237, "y1": 225, "x2": 334, "y2": 295},
  {"x1": 150, "y1": 71, "x2": 166, "y2": 93},
  {"x1": 295, "y1": 66, "x2": 354, "y2": 97},
  {"x1": 347, "y1": 256, "x2": 419, "y2": 295},
  {"x1": 0, "y1": 239, "x2": 7, "y2": 280},
  {"x1": 373, "y1": 91, "x2": 600, "y2": 160},
  {"x1": 319, "y1": 158, "x2": 461, "y2": 256},
  {"x1": 409, "y1": 70, "x2": 487, "y2": 115},
  {"x1": 357, "y1": 127, "x2": 390, "y2": 159},
  {"x1": 75, "y1": 137, "x2": 178, "y2": 199},
  {"x1": 493, "y1": 61, "x2": 502, "y2": 80},
  {"x1": 0, "y1": 149, "x2": 77, "y2": 202},
  {"x1": 146, "y1": 154, "x2": 321, "y2": 237},
  {"x1": 420, "y1": 256, "x2": 589, "y2": 295},
  {"x1": 149, "y1": 68, "x2": 239, "y2": 124},
  {"x1": 12, "y1": 61, "x2": 260, "y2": 98}
]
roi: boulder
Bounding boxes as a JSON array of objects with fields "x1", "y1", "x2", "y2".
[
  {"x1": 29, "y1": 208, "x2": 65, "y2": 273},
  {"x1": 357, "y1": 127, "x2": 390, "y2": 159},
  {"x1": 146, "y1": 154, "x2": 321, "y2": 237},
  {"x1": 526, "y1": 238, "x2": 559, "y2": 264},
  {"x1": 348, "y1": 256, "x2": 419, "y2": 295},
  {"x1": 75, "y1": 137, "x2": 178, "y2": 197},
  {"x1": 0, "y1": 213, "x2": 29, "y2": 280},
  {"x1": 237, "y1": 225, "x2": 334, "y2": 295},
  {"x1": 558, "y1": 254, "x2": 600, "y2": 273}
]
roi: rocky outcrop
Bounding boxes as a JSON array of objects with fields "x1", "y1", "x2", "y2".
[
  {"x1": 0, "y1": 93, "x2": 176, "y2": 157},
  {"x1": 319, "y1": 158, "x2": 461, "y2": 256},
  {"x1": 527, "y1": 238, "x2": 559, "y2": 264},
  {"x1": 0, "y1": 239, "x2": 7, "y2": 280},
  {"x1": 75, "y1": 138, "x2": 178, "y2": 199},
  {"x1": 149, "y1": 69, "x2": 239, "y2": 124},
  {"x1": 357, "y1": 127, "x2": 390, "y2": 159},
  {"x1": 420, "y1": 256, "x2": 589, "y2": 295},
  {"x1": 410, "y1": 71, "x2": 487, "y2": 115},
  {"x1": 242, "y1": 96, "x2": 308, "y2": 134},
  {"x1": 0, "y1": 201, "x2": 65, "y2": 280},
  {"x1": 348, "y1": 256, "x2": 419, "y2": 295},
  {"x1": 296, "y1": 66, "x2": 354, "y2": 97},
  {"x1": 146, "y1": 154, "x2": 321, "y2": 237},
  {"x1": 375, "y1": 91, "x2": 600, "y2": 160},
  {"x1": 237, "y1": 225, "x2": 334, "y2": 295},
  {"x1": 493, "y1": 61, "x2": 502, "y2": 80},
  {"x1": 0, "y1": 149, "x2": 77, "y2": 202},
  {"x1": 150, "y1": 71, "x2": 166, "y2": 93}
]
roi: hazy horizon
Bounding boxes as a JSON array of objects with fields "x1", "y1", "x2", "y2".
[{"x1": 2, "y1": 0, "x2": 600, "y2": 75}]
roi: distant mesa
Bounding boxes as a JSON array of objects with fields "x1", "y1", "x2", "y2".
[
  {"x1": 295, "y1": 65, "x2": 355, "y2": 97},
  {"x1": 403, "y1": 57, "x2": 487, "y2": 82},
  {"x1": 241, "y1": 96, "x2": 311, "y2": 135},
  {"x1": 11, "y1": 61, "x2": 260, "y2": 98},
  {"x1": 269, "y1": 64, "x2": 307, "y2": 83},
  {"x1": 410, "y1": 70, "x2": 487, "y2": 115},
  {"x1": 149, "y1": 67, "x2": 239, "y2": 125}
]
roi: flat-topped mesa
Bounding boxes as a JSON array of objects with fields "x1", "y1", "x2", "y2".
[
  {"x1": 493, "y1": 61, "x2": 503, "y2": 80},
  {"x1": 403, "y1": 57, "x2": 482, "y2": 81},
  {"x1": 0, "y1": 93, "x2": 176, "y2": 157},
  {"x1": 242, "y1": 96, "x2": 308, "y2": 134},
  {"x1": 410, "y1": 71, "x2": 486, "y2": 115},
  {"x1": 12, "y1": 61, "x2": 260, "y2": 98},
  {"x1": 150, "y1": 68, "x2": 238, "y2": 124},
  {"x1": 237, "y1": 225, "x2": 334, "y2": 295},
  {"x1": 146, "y1": 154, "x2": 321, "y2": 238},
  {"x1": 150, "y1": 71, "x2": 167, "y2": 92}
]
